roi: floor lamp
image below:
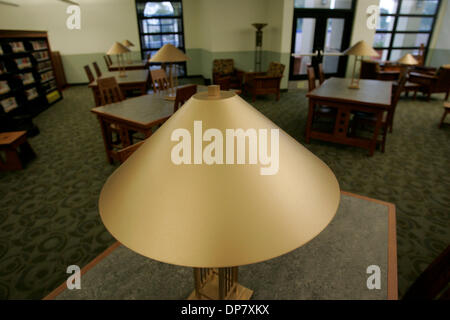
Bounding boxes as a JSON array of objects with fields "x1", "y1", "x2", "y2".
[
  {"x1": 252, "y1": 23, "x2": 267, "y2": 72},
  {"x1": 107, "y1": 42, "x2": 130, "y2": 78},
  {"x1": 343, "y1": 40, "x2": 379, "y2": 89},
  {"x1": 149, "y1": 44, "x2": 188, "y2": 100},
  {"x1": 122, "y1": 40, "x2": 135, "y2": 64},
  {"x1": 98, "y1": 85, "x2": 341, "y2": 300}
]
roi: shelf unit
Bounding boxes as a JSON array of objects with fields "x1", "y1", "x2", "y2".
[{"x1": 0, "y1": 30, "x2": 63, "y2": 130}]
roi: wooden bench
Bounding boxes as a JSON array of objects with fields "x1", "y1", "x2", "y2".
[{"x1": 0, "y1": 131, "x2": 36, "y2": 171}]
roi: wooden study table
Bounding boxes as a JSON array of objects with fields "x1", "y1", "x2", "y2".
[
  {"x1": 88, "y1": 70, "x2": 150, "y2": 106},
  {"x1": 45, "y1": 191, "x2": 398, "y2": 300},
  {"x1": 109, "y1": 60, "x2": 148, "y2": 71},
  {"x1": 306, "y1": 78, "x2": 392, "y2": 156},
  {"x1": 91, "y1": 92, "x2": 173, "y2": 164}
]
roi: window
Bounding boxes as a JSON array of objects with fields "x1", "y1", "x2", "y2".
[
  {"x1": 135, "y1": 0, "x2": 186, "y2": 76},
  {"x1": 374, "y1": 0, "x2": 441, "y2": 62}
]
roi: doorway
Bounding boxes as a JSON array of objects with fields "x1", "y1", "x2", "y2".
[{"x1": 289, "y1": 3, "x2": 356, "y2": 81}]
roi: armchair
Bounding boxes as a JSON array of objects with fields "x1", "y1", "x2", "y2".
[
  {"x1": 244, "y1": 62, "x2": 285, "y2": 101},
  {"x1": 212, "y1": 59, "x2": 244, "y2": 90},
  {"x1": 409, "y1": 65, "x2": 450, "y2": 101},
  {"x1": 360, "y1": 60, "x2": 400, "y2": 81}
]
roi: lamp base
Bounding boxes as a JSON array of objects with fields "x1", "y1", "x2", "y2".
[
  {"x1": 118, "y1": 73, "x2": 127, "y2": 78},
  {"x1": 187, "y1": 273, "x2": 253, "y2": 300},
  {"x1": 348, "y1": 83, "x2": 360, "y2": 89},
  {"x1": 164, "y1": 93, "x2": 176, "y2": 101}
]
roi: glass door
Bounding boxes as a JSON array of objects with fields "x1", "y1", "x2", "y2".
[{"x1": 289, "y1": 4, "x2": 355, "y2": 80}]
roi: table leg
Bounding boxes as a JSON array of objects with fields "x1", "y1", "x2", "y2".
[
  {"x1": 305, "y1": 99, "x2": 315, "y2": 144},
  {"x1": 369, "y1": 111, "x2": 383, "y2": 156},
  {"x1": 97, "y1": 117, "x2": 114, "y2": 164}
]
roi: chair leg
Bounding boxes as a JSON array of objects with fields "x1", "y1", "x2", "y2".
[
  {"x1": 439, "y1": 109, "x2": 448, "y2": 128},
  {"x1": 252, "y1": 92, "x2": 256, "y2": 102},
  {"x1": 445, "y1": 91, "x2": 449, "y2": 101}
]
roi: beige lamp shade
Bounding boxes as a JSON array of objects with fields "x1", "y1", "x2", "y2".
[
  {"x1": 99, "y1": 88, "x2": 340, "y2": 268},
  {"x1": 343, "y1": 40, "x2": 379, "y2": 57},
  {"x1": 149, "y1": 43, "x2": 188, "y2": 62},
  {"x1": 107, "y1": 41, "x2": 130, "y2": 55},
  {"x1": 122, "y1": 39, "x2": 134, "y2": 47},
  {"x1": 398, "y1": 53, "x2": 418, "y2": 65}
]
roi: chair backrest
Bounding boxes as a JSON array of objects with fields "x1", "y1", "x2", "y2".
[
  {"x1": 307, "y1": 66, "x2": 316, "y2": 92},
  {"x1": 391, "y1": 74, "x2": 407, "y2": 109},
  {"x1": 106, "y1": 55, "x2": 113, "y2": 65},
  {"x1": 318, "y1": 63, "x2": 325, "y2": 84},
  {"x1": 267, "y1": 62, "x2": 285, "y2": 77},
  {"x1": 174, "y1": 84, "x2": 197, "y2": 113},
  {"x1": 436, "y1": 65, "x2": 450, "y2": 90},
  {"x1": 213, "y1": 59, "x2": 235, "y2": 75},
  {"x1": 97, "y1": 77, "x2": 124, "y2": 106},
  {"x1": 360, "y1": 60, "x2": 380, "y2": 80},
  {"x1": 412, "y1": 43, "x2": 425, "y2": 67},
  {"x1": 84, "y1": 65, "x2": 95, "y2": 83},
  {"x1": 103, "y1": 56, "x2": 112, "y2": 71},
  {"x1": 93, "y1": 62, "x2": 102, "y2": 77},
  {"x1": 150, "y1": 68, "x2": 170, "y2": 93}
]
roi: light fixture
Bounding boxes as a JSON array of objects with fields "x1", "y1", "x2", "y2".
[
  {"x1": 149, "y1": 44, "x2": 189, "y2": 100},
  {"x1": 98, "y1": 85, "x2": 341, "y2": 300},
  {"x1": 107, "y1": 42, "x2": 130, "y2": 77},
  {"x1": 343, "y1": 40, "x2": 379, "y2": 89},
  {"x1": 122, "y1": 40, "x2": 135, "y2": 64}
]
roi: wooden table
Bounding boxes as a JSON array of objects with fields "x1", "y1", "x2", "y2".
[
  {"x1": 88, "y1": 70, "x2": 150, "y2": 106},
  {"x1": 45, "y1": 191, "x2": 398, "y2": 300},
  {"x1": 109, "y1": 60, "x2": 148, "y2": 71},
  {"x1": 306, "y1": 77, "x2": 392, "y2": 156},
  {"x1": 91, "y1": 92, "x2": 173, "y2": 163}
]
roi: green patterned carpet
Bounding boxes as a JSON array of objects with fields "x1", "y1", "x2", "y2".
[{"x1": 0, "y1": 82, "x2": 449, "y2": 299}]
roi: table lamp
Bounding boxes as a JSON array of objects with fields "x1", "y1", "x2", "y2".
[
  {"x1": 149, "y1": 44, "x2": 188, "y2": 100},
  {"x1": 122, "y1": 40, "x2": 135, "y2": 64},
  {"x1": 107, "y1": 41, "x2": 130, "y2": 77},
  {"x1": 343, "y1": 40, "x2": 379, "y2": 89},
  {"x1": 98, "y1": 85, "x2": 341, "y2": 300}
]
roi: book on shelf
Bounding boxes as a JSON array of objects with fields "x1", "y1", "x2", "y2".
[
  {"x1": 1, "y1": 96, "x2": 18, "y2": 113},
  {"x1": 30, "y1": 40, "x2": 47, "y2": 51},
  {"x1": 19, "y1": 72, "x2": 35, "y2": 85},
  {"x1": 33, "y1": 50, "x2": 49, "y2": 61},
  {"x1": 10, "y1": 41, "x2": 25, "y2": 53},
  {"x1": 0, "y1": 61, "x2": 6, "y2": 74},
  {"x1": 15, "y1": 57, "x2": 32, "y2": 70},
  {"x1": 37, "y1": 60, "x2": 52, "y2": 72},
  {"x1": 41, "y1": 70, "x2": 54, "y2": 82},
  {"x1": 0, "y1": 81, "x2": 10, "y2": 95},
  {"x1": 25, "y1": 87, "x2": 39, "y2": 101}
]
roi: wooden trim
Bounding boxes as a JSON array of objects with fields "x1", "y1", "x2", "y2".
[
  {"x1": 43, "y1": 241, "x2": 121, "y2": 300},
  {"x1": 44, "y1": 192, "x2": 398, "y2": 300},
  {"x1": 341, "y1": 191, "x2": 398, "y2": 300},
  {"x1": 0, "y1": 30, "x2": 48, "y2": 39}
]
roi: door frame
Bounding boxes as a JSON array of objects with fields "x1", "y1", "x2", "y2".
[{"x1": 289, "y1": 2, "x2": 356, "y2": 81}]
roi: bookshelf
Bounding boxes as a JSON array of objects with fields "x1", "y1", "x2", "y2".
[{"x1": 0, "y1": 30, "x2": 63, "y2": 134}]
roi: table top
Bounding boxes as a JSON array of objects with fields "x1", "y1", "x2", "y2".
[
  {"x1": 88, "y1": 70, "x2": 149, "y2": 87},
  {"x1": 91, "y1": 92, "x2": 173, "y2": 127},
  {"x1": 307, "y1": 77, "x2": 392, "y2": 108},
  {"x1": 45, "y1": 191, "x2": 397, "y2": 300}
]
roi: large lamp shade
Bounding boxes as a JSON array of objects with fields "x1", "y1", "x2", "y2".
[
  {"x1": 107, "y1": 41, "x2": 130, "y2": 55},
  {"x1": 99, "y1": 88, "x2": 340, "y2": 268},
  {"x1": 149, "y1": 43, "x2": 188, "y2": 63},
  {"x1": 398, "y1": 53, "x2": 418, "y2": 65},
  {"x1": 344, "y1": 40, "x2": 379, "y2": 89}
]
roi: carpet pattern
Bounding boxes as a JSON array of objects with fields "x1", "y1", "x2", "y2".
[{"x1": 0, "y1": 81, "x2": 449, "y2": 299}]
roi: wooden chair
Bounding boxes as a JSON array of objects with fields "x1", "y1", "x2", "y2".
[
  {"x1": 318, "y1": 63, "x2": 325, "y2": 84},
  {"x1": 117, "y1": 140, "x2": 145, "y2": 164},
  {"x1": 173, "y1": 84, "x2": 197, "y2": 113},
  {"x1": 409, "y1": 65, "x2": 450, "y2": 101},
  {"x1": 439, "y1": 102, "x2": 450, "y2": 128},
  {"x1": 150, "y1": 69, "x2": 170, "y2": 93},
  {"x1": 352, "y1": 75, "x2": 407, "y2": 152},
  {"x1": 307, "y1": 66, "x2": 335, "y2": 123},
  {"x1": 93, "y1": 62, "x2": 102, "y2": 78},
  {"x1": 360, "y1": 60, "x2": 400, "y2": 81},
  {"x1": 84, "y1": 65, "x2": 95, "y2": 83},
  {"x1": 97, "y1": 77, "x2": 124, "y2": 106},
  {"x1": 212, "y1": 59, "x2": 244, "y2": 90},
  {"x1": 0, "y1": 131, "x2": 36, "y2": 171},
  {"x1": 104, "y1": 56, "x2": 112, "y2": 71},
  {"x1": 244, "y1": 62, "x2": 285, "y2": 101},
  {"x1": 403, "y1": 245, "x2": 450, "y2": 300},
  {"x1": 412, "y1": 43, "x2": 425, "y2": 67}
]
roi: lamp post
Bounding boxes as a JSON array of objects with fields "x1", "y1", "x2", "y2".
[
  {"x1": 149, "y1": 44, "x2": 188, "y2": 100},
  {"x1": 107, "y1": 42, "x2": 130, "y2": 78},
  {"x1": 98, "y1": 86, "x2": 341, "y2": 300},
  {"x1": 122, "y1": 40, "x2": 135, "y2": 64},
  {"x1": 343, "y1": 40, "x2": 379, "y2": 89},
  {"x1": 252, "y1": 23, "x2": 267, "y2": 72}
]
